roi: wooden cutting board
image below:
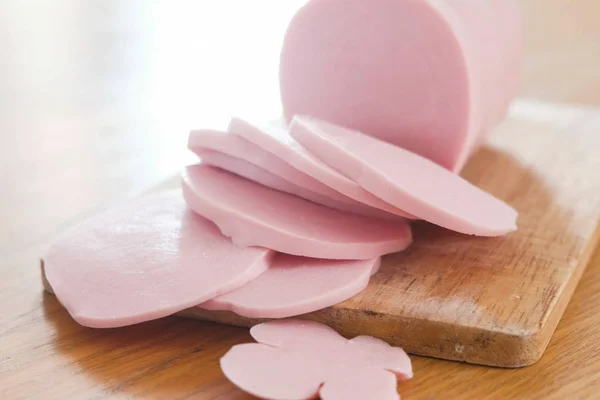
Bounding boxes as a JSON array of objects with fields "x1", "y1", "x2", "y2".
[{"x1": 41, "y1": 100, "x2": 600, "y2": 368}]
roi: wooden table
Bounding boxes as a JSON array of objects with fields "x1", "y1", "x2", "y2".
[{"x1": 1, "y1": 1, "x2": 599, "y2": 398}]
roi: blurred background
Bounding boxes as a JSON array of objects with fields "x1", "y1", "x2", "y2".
[{"x1": 1, "y1": 0, "x2": 599, "y2": 252}]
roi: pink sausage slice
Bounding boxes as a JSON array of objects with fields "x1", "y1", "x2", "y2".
[
  {"x1": 197, "y1": 150, "x2": 396, "y2": 220},
  {"x1": 200, "y1": 254, "x2": 380, "y2": 318},
  {"x1": 279, "y1": 0, "x2": 522, "y2": 171},
  {"x1": 290, "y1": 116, "x2": 518, "y2": 236},
  {"x1": 221, "y1": 320, "x2": 412, "y2": 400},
  {"x1": 44, "y1": 191, "x2": 274, "y2": 328},
  {"x1": 189, "y1": 129, "x2": 351, "y2": 203},
  {"x1": 228, "y1": 117, "x2": 415, "y2": 219},
  {"x1": 198, "y1": 149, "x2": 337, "y2": 206},
  {"x1": 189, "y1": 130, "x2": 399, "y2": 220},
  {"x1": 181, "y1": 164, "x2": 412, "y2": 260}
]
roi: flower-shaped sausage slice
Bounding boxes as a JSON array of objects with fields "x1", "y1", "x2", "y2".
[{"x1": 221, "y1": 320, "x2": 412, "y2": 400}]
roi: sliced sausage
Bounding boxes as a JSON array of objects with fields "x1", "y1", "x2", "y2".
[
  {"x1": 290, "y1": 116, "x2": 518, "y2": 236},
  {"x1": 181, "y1": 164, "x2": 412, "y2": 260}
]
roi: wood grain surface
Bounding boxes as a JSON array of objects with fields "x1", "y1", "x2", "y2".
[
  {"x1": 40, "y1": 101, "x2": 600, "y2": 368},
  {"x1": 2, "y1": 0, "x2": 600, "y2": 399}
]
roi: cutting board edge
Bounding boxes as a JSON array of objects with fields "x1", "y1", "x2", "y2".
[
  {"x1": 177, "y1": 304, "x2": 549, "y2": 368},
  {"x1": 529, "y1": 222, "x2": 600, "y2": 354}
]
